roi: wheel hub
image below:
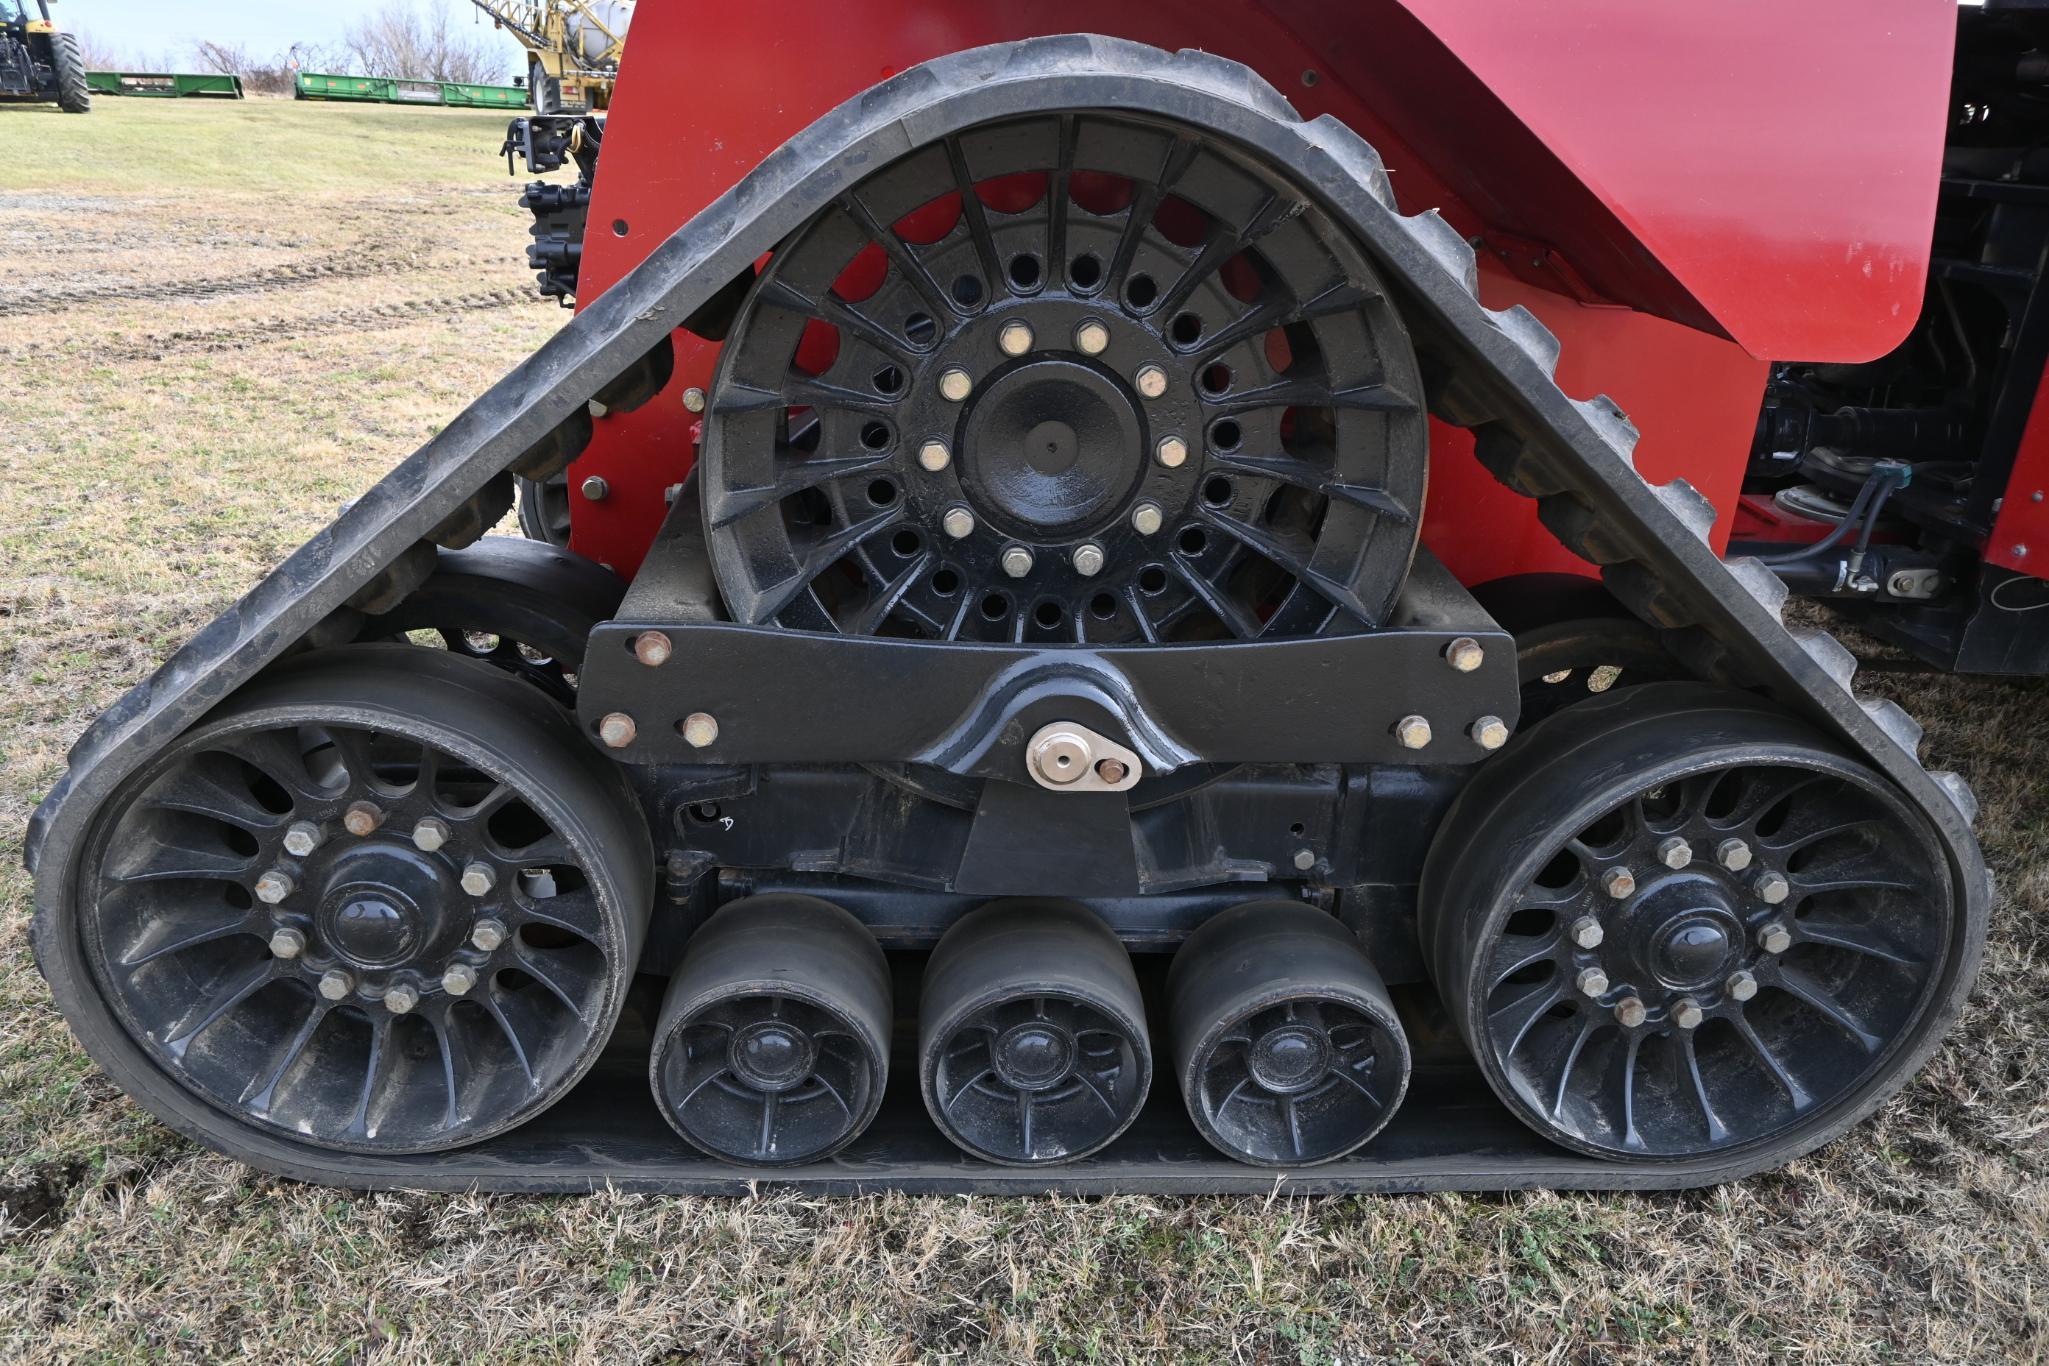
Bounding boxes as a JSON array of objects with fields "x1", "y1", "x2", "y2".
[
  {"x1": 960, "y1": 356, "x2": 1144, "y2": 537},
  {"x1": 1246, "y1": 1023, "x2": 1331, "y2": 1094},
  {"x1": 729, "y1": 1019, "x2": 817, "y2": 1092},
  {"x1": 1629, "y1": 874, "x2": 1744, "y2": 991},
  {"x1": 315, "y1": 844, "x2": 452, "y2": 971},
  {"x1": 994, "y1": 1020, "x2": 1076, "y2": 1091}
]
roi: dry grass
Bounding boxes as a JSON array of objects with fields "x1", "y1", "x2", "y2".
[{"x1": 2, "y1": 95, "x2": 2047, "y2": 1363}]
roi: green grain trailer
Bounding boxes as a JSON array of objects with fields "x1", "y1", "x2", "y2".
[
  {"x1": 85, "y1": 71, "x2": 244, "y2": 98},
  {"x1": 293, "y1": 71, "x2": 526, "y2": 107}
]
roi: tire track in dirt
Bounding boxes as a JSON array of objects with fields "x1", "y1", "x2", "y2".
[{"x1": 0, "y1": 246, "x2": 506, "y2": 317}]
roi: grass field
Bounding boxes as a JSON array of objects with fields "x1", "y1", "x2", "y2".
[{"x1": 2, "y1": 95, "x2": 2047, "y2": 1363}]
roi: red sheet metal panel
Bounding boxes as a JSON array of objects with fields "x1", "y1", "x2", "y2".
[{"x1": 1988, "y1": 357, "x2": 2049, "y2": 578}]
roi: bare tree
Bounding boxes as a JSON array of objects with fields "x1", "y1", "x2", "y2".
[
  {"x1": 341, "y1": 0, "x2": 510, "y2": 83},
  {"x1": 192, "y1": 39, "x2": 322, "y2": 97}
]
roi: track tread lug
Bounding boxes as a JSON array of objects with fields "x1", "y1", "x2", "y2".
[
  {"x1": 1931, "y1": 770, "x2": 1980, "y2": 825},
  {"x1": 1792, "y1": 628, "x2": 1860, "y2": 690},
  {"x1": 1401, "y1": 208, "x2": 1480, "y2": 295},
  {"x1": 1651, "y1": 479, "x2": 1716, "y2": 541},
  {"x1": 1859, "y1": 697, "x2": 1926, "y2": 758},
  {"x1": 1571, "y1": 395, "x2": 1640, "y2": 467},
  {"x1": 1487, "y1": 304, "x2": 1561, "y2": 377},
  {"x1": 1722, "y1": 556, "x2": 1790, "y2": 621}
]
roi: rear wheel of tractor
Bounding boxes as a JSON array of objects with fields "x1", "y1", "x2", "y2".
[
  {"x1": 52, "y1": 32, "x2": 91, "y2": 113},
  {"x1": 54, "y1": 646, "x2": 651, "y2": 1157}
]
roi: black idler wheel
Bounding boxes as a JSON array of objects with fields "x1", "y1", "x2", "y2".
[
  {"x1": 650, "y1": 894, "x2": 892, "y2": 1166},
  {"x1": 920, "y1": 899, "x2": 1150, "y2": 1165},
  {"x1": 1166, "y1": 901, "x2": 1410, "y2": 1166}
]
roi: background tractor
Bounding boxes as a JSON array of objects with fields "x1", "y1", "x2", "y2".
[{"x1": 0, "y1": 0, "x2": 87, "y2": 113}]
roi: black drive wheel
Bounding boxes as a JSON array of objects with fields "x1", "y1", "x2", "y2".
[
  {"x1": 515, "y1": 472, "x2": 572, "y2": 547},
  {"x1": 920, "y1": 900, "x2": 1150, "y2": 1165},
  {"x1": 1166, "y1": 901, "x2": 1410, "y2": 1167},
  {"x1": 52, "y1": 32, "x2": 91, "y2": 114},
  {"x1": 528, "y1": 58, "x2": 561, "y2": 116},
  {"x1": 1421, "y1": 682, "x2": 1973, "y2": 1164},
  {"x1": 1472, "y1": 573, "x2": 1682, "y2": 727},
  {"x1": 57, "y1": 646, "x2": 651, "y2": 1156},
  {"x1": 701, "y1": 109, "x2": 1428, "y2": 645},
  {"x1": 363, "y1": 537, "x2": 623, "y2": 704},
  {"x1": 650, "y1": 894, "x2": 892, "y2": 1166}
]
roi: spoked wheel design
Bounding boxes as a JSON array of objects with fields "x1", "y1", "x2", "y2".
[
  {"x1": 364, "y1": 538, "x2": 624, "y2": 704},
  {"x1": 651, "y1": 894, "x2": 891, "y2": 1166},
  {"x1": 701, "y1": 111, "x2": 1428, "y2": 645},
  {"x1": 920, "y1": 900, "x2": 1150, "y2": 1165},
  {"x1": 1167, "y1": 902, "x2": 1410, "y2": 1166},
  {"x1": 72, "y1": 647, "x2": 650, "y2": 1155},
  {"x1": 1422, "y1": 682, "x2": 1962, "y2": 1163}
]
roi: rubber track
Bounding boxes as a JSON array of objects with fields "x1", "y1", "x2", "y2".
[{"x1": 25, "y1": 36, "x2": 1988, "y2": 1193}]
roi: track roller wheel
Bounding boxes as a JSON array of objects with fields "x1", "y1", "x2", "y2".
[
  {"x1": 919, "y1": 900, "x2": 1150, "y2": 1165},
  {"x1": 1472, "y1": 573, "x2": 1681, "y2": 726},
  {"x1": 56, "y1": 646, "x2": 650, "y2": 1156},
  {"x1": 1166, "y1": 902, "x2": 1410, "y2": 1167},
  {"x1": 1421, "y1": 682, "x2": 1971, "y2": 1164},
  {"x1": 650, "y1": 894, "x2": 892, "y2": 1166}
]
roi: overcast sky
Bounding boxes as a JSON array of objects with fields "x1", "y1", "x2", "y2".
[{"x1": 60, "y1": 0, "x2": 529, "y2": 66}]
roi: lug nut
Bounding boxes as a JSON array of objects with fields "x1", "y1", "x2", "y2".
[
  {"x1": 254, "y1": 869, "x2": 295, "y2": 905},
  {"x1": 1155, "y1": 435, "x2": 1188, "y2": 468},
  {"x1": 1715, "y1": 837, "x2": 1753, "y2": 872},
  {"x1": 919, "y1": 439, "x2": 952, "y2": 472},
  {"x1": 942, "y1": 505, "x2": 976, "y2": 539},
  {"x1": 1135, "y1": 364, "x2": 1168, "y2": 398},
  {"x1": 633, "y1": 631, "x2": 673, "y2": 667},
  {"x1": 343, "y1": 800, "x2": 384, "y2": 837},
  {"x1": 282, "y1": 820, "x2": 325, "y2": 858},
  {"x1": 1072, "y1": 543, "x2": 1106, "y2": 577},
  {"x1": 1672, "y1": 997, "x2": 1704, "y2": 1030},
  {"x1": 471, "y1": 918, "x2": 508, "y2": 952},
  {"x1": 1074, "y1": 320, "x2": 1110, "y2": 355},
  {"x1": 1570, "y1": 915, "x2": 1605, "y2": 950},
  {"x1": 382, "y1": 984, "x2": 420, "y2": 1015},
  {"x1": 1576, "y1": 966, "x2": 1610, "y2": 997},
  {"x1": 1727, "y1": 970, "x2": 1759, "y2": 1002},
  {"x1": 1394, "y1": 715, "x2": 1432, "y2": 750},
  {"x1": 318, "y1": 970, "x2": 355, "y2": 1002},
  {"x1": 939, "y1": 367, "x2": 973, "y2": 402},
  {"x1": 1096, "y1": 758, "x2": 1130, "y2": 785},
  {"x1": 1656, "y1": 836, "x2": 1693, "y2": 870},
  {"x1": 1131, "y1": 502, "x2": 1163, "y2": 536},
  {"x1": 998, "y1": 320, "x2": 1034, "y2": 356},
  {"x1": 581, "y1": 475, "x2": 609, "y2": 502},
  {"x1": 1614, "y1": 996, "x2": 1648, "y2": 1028},
  {"x1": 441, "y1": 963, "x2": 479, "y2": 997},
  {"x1": 1470, "y1": 716, "x2": 1509, "y2": 751},
  {"x1": 1001, "y1": 546, "x2": 1035, "y2": 578},
  {"x1": 1757, "y1": 921, "x2": 1792, "y2": 955},
  {"x1": 1753, "y1": 870, "x2": 1791, "y2": 905},
  {"x1": 460, "y1": 861, "x2": 496, "y2": 897},
  {"x1": 412, "y1": 817, "x2": 451, "y2": 853},
  {"x1": 1292, "y1": 847, "x2": 1316, "y2": 872},
  {"x1": 681, "y1": 712, "x2": 719, "y2": 749},
  {"x1": 268, "y1": 928, "x2": 306, "y2": 960},
  {"x1": 1444, "y1": 637, "x2": 1484, "y2": 673},
  {"x1": 1599, "y1": 867, "x2": 1637, "y2": 900},
  {"x1": 597, "y1": 712, "x2": 637, "y2": 749},
  {"x1": 682, "y1": 386, "x2": 707, "y2": 413}
]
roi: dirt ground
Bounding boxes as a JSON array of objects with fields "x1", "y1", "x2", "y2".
[{"x1": 1, "y1": 95, "x2": 2045, "y2": 1363}]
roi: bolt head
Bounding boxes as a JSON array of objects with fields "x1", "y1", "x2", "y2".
[
  {"x1": 471, "y1": 918, "x2": 508, "y2": 952},
  {"x1": 1155, "y1": 435, "x2": 1188, "y2": 468},
  {"x1": 282, "y1": 820, "x2": 324, "y2": 858},
  {"x1": 383, "y1": 984, "x2": 420, "y2": 1015},
  {"x1": 1444, "y1": 637, "x2": 1484, "y2": 673},
  {"x1": 318, "y1": 970, "x2": 354, "y2": 1002},
  {"x1": 411, "y1": 817, "x2": 451, "y2": 853},
  {"x1": 597, "y1": 711, "x2": 637, "y2": 749},
  {"x1": 939, "y1": 367, "x2": 973, "y2": 402},
  {"x1": 1754, "y1": 870, "x2": 1791, "y2": 905},
  {"x1": 1074, "y1": 320, "x2": 1110, "y2": 355},
  {"x1": 1715, "y1": 837, "x2": 1753, "y2": 872},
  {"x1": 1726, "y1": 970, "x2": 1759, "y2": 1002},
  {"x1": 460, "y1": 861, "x2": 496, "y2": 897},
  {"x1": 1614, "y1": 996, "x2": 1648, "y2": 1028},
  {"x1": 441, "y1": 963, "x2": 479, "y2": 997},
  {"x1": 682, "y1": 386, "x2": 707, "y2": 413},
  {"x1": 1394, "y1": 714, "x2": 1432, "y2": 750},
  {"x1": 1653, "y1": 837, "x2": 1691, "y2": 870},
  {"x1": 1292, "y1": 848, "x2": 1316, "y2": 872},
  {"x1": 268, "y1": 928, "x2": 306, "y2": 960},
  {"x1": 1135, "y1": 364, "x2": 1168, "y2": 399},
  {"x1": 998, "y1": 320, "x2": 1034, "y2": 356},
  {"x1": 1599, "y1": 866, "x2": 1637, "y2": 899},
  {"x1": 1095, "y1": 758, "x2": 1130, "y2": 785},
  {"x1": 1001, "y1": 546, "x2": 1035, "y2": 578},
  {"x1": 1570, "y1": 915, "x2": 1605, "y2": 950},
  {"x1": 254, "y1": 870, "x2": 295, "y2": 905},
  {"x1": 1672, "y1": 997, "x2": 1704, "y2": 1030},
  {"x1": 1470, "y1": 716, "x2": 1510, "y2": 751},
  {"x1": 1575, "y1": 966, "x2": 1610, "y2": 997},
  {"x1": 1072, "y1": 543, "x2": 1106, "y2": 577},
  {"x1": 1758, "y1": 921, "x2": 1792, "y2": 955},
  {"x1": 633, "y1": 630, "x2": 673, "y2": 667},
  {"x1": 1030, "y1": 728, "x2": 1092, "y2": 786},
  {"x1": 681, "y1": 712, "x2": 719, "y2": 749},
  {"x1": 919, "y1": 439, "x2": 952, "y2": 472},
  {"x1": 942, "y1": 505, "x2": 976, "y2": 539},
  {"x1": 342, "y1": 800, "x2": 384, "y2": 838},
  {"x1": 1131, "y1": 502, "x2": 1163, "y2": 536},
  {"x1": 580, "y1": 475, "x2": 609, "y2": 501}
]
